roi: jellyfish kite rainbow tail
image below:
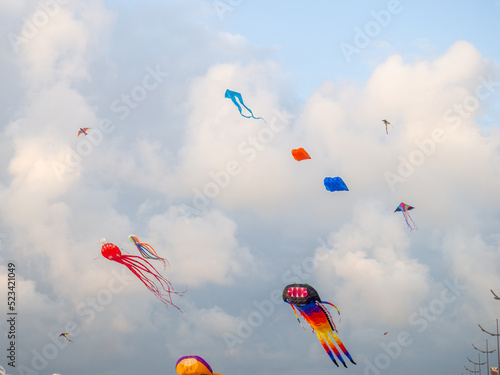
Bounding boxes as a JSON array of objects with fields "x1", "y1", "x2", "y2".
[
  {"x1": 283, "y1": 284, "x2": 356, "y2": 368},
  {"x1": 129, "y1": 235, "x2": 170, "y2": 269},
  {"x1": 100, "y1": 241, "x2": 184, "y2": 312},
  {"x1": 225, "y1": 89, "x2": 266, "y2": 123},
  {"x1": 394, "y1": 202, "x2": 418, "y2": 231}
]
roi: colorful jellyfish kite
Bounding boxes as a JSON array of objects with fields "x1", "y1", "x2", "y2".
[
  {"x1": 394, "y1": 202, "x2": 418, "y2": 231},
  {"x1": 382, "y1": 120, "x2": 391, "y2": 134},
  {"x1": 225, "y1": 89, "x2": 265, "y2": 122},
  {"x1": 59, "y1": 333, "x2": 72, "y2": 342},
  {"x1": 77, "y1": 127, "x2": 91, "y2": 137},
  {"x1": 100, "y1": 239, "x2": 184, "y2": 311},
  {"x1": 176, "y1": 355, "x2": 223, "y2": 375},
  {"x1": 129, "y1": 235, "x2": 169, "y2": 269},
  {"x1": 291, "y1": 148, "x2": 311, "y2": 161},
  {"x1": 283, "y1": 284, "x2": 356, "y2": 368},
  {"x1": 324, "y1": 177, "x2": 349, "y2": 192}
]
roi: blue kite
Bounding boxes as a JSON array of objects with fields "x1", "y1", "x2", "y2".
[
  {"x1": 225, "y1": 89, "x2": 265, "y2": 122},
  {"x1": 324, "y1": 177, "x2": 349, "y2": 192}
]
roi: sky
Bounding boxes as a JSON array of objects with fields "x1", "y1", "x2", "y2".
[{"x1": 1, "y1": 1, "x2": 500, "y2": 374}]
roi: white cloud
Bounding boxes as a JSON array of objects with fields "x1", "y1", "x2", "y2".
[
  {"x1": 146, "y1": 207, "x2": 254, "y2": 287},
  {"x1": 315, "y1": 202, "x2": 430, "y2": 326},
  {"x1": 16, "y1": 1, "x2": 114, "y2": 85}
]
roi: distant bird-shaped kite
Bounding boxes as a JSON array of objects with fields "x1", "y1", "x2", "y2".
[
  {"x1": 491, "y1": 290, "x2": 500, "y2": 300},
  {"x1": 383, "y1": 332, "x2": 389, "y2": 336},
  {"x1": 225, "y1": 89, "x2": 265, "y2": 122},
  {"x1": 129, "y1": 235, "x2": 169, "y2": 269},
  {"x1": 283, "y1": 283, "x2": 356, "y2": 368},
  {"x1": 324, "y1": 177, "x2": 349, "y2": 192},
  {"x1": 291, "y1": 148, "x2": 311, "y2": 161},
  {"x1": 176, "y1": 355, "x2": 223, "y2": 375},
  {"x1": 382, "y1": 120, "x2": 392, "y2": 134},
  {"x1": 77, "y1": 128, "x2": 91, "y2": 137},
  {"x1": 59, "y1": 333, "x2": 72, "y2": 342},
  {"x1": 100, "y1": 239, "x2": 184, "y2": 311},
  {"x1": 394, "y1": 202, "x2": 418, "y2": 231}
]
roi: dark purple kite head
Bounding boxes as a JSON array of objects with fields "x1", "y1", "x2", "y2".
[{"x1": 282, "y1": 283, "x2": 321, "y2": 305}]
